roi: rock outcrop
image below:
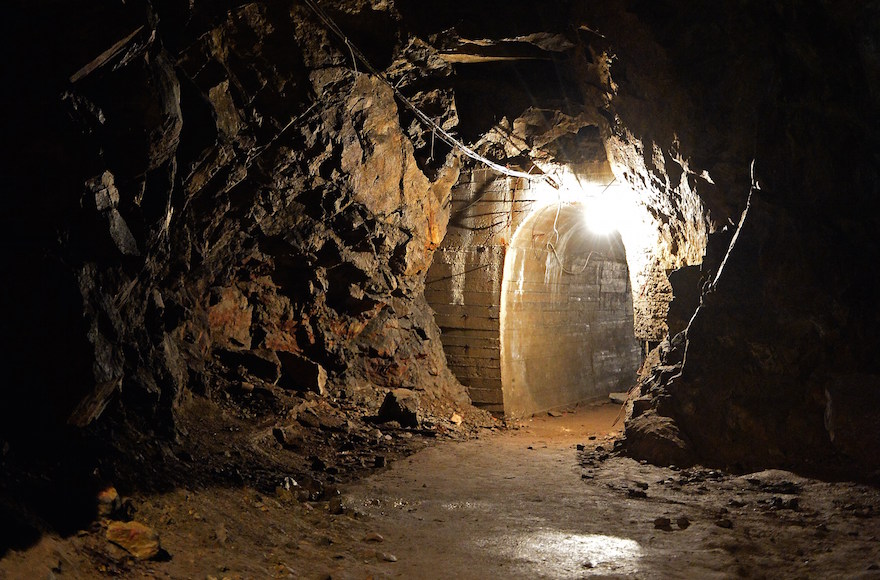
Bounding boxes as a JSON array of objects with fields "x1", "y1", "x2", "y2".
[
  {"x1": 596, "y1": 1, "x2": 880, "y2": 478},
  {"x1": 1, "y1": 1, "x2": 470, "y2": 454}
]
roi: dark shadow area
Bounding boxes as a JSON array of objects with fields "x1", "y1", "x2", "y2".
[
  {"x1": 397, "y1": 0, "x2": 574, "y2": 39},
  {"x1": 451, "y1": 58, "x2": 582, "y2": 143}
]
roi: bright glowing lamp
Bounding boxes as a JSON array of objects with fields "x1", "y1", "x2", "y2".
[{"x1": 583, "y1": 195, "x2": 621, "y2": 235}]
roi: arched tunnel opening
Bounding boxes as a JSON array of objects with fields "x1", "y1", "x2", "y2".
[
  {"x1": 3, "y1": 0, "x2": 880, "y2": 576},
  {"x1": 499, "y1": 203, "x2": 640, "y2": 418},
  {"x1": 427, "y1": 164, "x2": 675, "y2": 419}
]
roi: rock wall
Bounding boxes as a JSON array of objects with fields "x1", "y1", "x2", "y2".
[
  {"x1": 0, "y1": 0, "x2": 470, "y2": 453},
  {"x1": 590, "y1": 0, "x2": 880, "y2": 478},
  {"x1": 2, "y1": 0, "x2": 879, "y2": 485}
]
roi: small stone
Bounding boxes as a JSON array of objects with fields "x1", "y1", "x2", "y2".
[
  {"x1": 676, "y1": 516, "x2": 691, "y2": 530},
  {"x1": 715, "y1": 518, "x2": 734, "y2": 529},
  {"x1": 364, "y1": 532, "x2": 384, "y2": 543},
  {"x1": 328, "y1": 496, "x2": 344, "y2": 515},
  {"x1": 450, "y1": 412, "x2": 463, "y2": 425},
  {"x1": 106, "y1": 520, "x2": 161, "y2": 560},
  {"x1": 548, "y1": 410, "x2": 563, "y2": 417},
  {"x1": 609, "y1": 392, "x2": 628, "y2": 404},
  {"x1": 380, "y1": 552, "x2": 398, "y2": 562},
  {"x1": 868, "y1": 563, "x2": 879, "y2": 570},
  {"x1": 215, "y1": 525, "x2": 228, "y2": 545},
  {"x1": 654, "y1": 517, "x2": 672, "y2": 531},
  {"x1": 628, "y1": 489, "x2": 648, "y2": 499},
  {"x1": 273, "y1": 425, "x2": 305, "y2": 449},
  {"x1": 576, "y1": 444, "x2": 585, "y2": 451},
  {"x1": 96, "y1": 487, "x2": 121, "y2": 519}
]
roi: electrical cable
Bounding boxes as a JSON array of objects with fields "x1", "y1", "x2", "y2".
[{"x1": 301, "y1": 0, "x2": 559, "y2": 189}]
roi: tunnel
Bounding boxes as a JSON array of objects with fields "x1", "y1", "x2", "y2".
[
  {"x1": 3, "y1": 0, "x2": 880, "y2": 576},
  {"x1": 500, "y1": 203, "x2": 641, "y2": 417}
]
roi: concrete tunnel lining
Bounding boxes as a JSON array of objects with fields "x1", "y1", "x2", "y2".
[{"x1": 499, "y1": 203, "x2": 642, "y2": 418}]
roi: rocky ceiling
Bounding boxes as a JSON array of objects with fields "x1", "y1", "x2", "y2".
[{"x1": 2, "y1": 0, "x2": 879, "y2": 532}]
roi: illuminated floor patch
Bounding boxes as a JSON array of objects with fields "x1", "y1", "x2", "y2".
[{"x1": 479, "y1": 529, "x2": 643, "y2": 578}]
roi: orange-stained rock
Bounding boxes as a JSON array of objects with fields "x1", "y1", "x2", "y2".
[
  {"x1": 106, "y1": 521, "x2": 161, "y2": 560},
  {"x1": 207, "y1": 286, "x2": 253, "y2": 350}
]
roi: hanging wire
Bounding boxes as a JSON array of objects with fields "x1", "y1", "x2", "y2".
[{"x1": 301, "y1": 0, "x2": 559, "y2": 189}]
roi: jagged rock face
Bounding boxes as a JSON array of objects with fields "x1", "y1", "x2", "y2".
[
  {"x1": 599, "y1": 1, "x2": 880, "y2": 477},
  {"x1": 0, "y1": 0, "x2": 470, "y2": 448},
  {"x1": 2, "y1": 0, "x2": 879, "y2": 482}
]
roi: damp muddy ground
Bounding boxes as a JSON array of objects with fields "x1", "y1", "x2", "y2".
[{"x1": 2, "y1": 402, "x2": 880, "y2": 579}]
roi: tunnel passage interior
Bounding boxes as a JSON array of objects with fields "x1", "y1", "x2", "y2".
[
  {"x1": 5, "y1": 0, "x2": 880, "y2": 575},
  {"x1": 500, "y1": 203, "x2": 642, "y2": 418}
]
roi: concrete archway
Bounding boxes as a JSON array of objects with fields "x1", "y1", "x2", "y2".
[{"x1": 499, "y1": 203, "x2": 641, "y2": 417}]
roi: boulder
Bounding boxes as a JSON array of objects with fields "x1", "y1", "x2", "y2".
[
  {"x1": 377, "y1": 388, "x2": 420, "y2": 428},
  {"x1": 623, "y1": 410, "x2": 694, "y2": 468},
  {"x1": 106, "y1": 521, "x2": 161, "y2": 560},
  {"x1": 277, "y1": 352, "x2": 328, "y2": 395},
  {"x1": 217, "y1": 348, "x2": 280, "y2": 383}
]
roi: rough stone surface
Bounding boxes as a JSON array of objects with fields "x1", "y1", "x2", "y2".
[
  {"x1": 277, "y1": 352, "x2": 328, "y2": 395},
  {"x1": 2, "y1": 1, "x2": 880, "y2": 554},
  {"x1": 1, "y1": 0, "x2": 471, "y2": 451},
  {"x1": 587, "y1": 1, "x2": 880, "y2": 478},
  {"x1": 665, "y1": 265, "x2": 701, "y2": 338},
  {"x1": 377, "y1": 388, "x2": 421, "y2": 428},
  {"x1": 105, "y1": 521, "x2": 161, "y2": 560}
]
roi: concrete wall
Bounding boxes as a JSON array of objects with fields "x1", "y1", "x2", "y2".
[
  {"x1": 425, "y1": 169, "x2": 532, "y2": 413},
  {"x1": 426, "y1": 245, "x2": 506, "y2": 412}
]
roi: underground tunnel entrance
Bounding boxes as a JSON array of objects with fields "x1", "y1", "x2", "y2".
[
  {"x1": 500, "y1": 203, "x2": 642, "y2": 417},
  {"x1": 426, "y1": 168, "x2": 653, "y2": 419}
]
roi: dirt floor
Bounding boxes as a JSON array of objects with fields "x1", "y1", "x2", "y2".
[{"x1": 2, "y1": 402, "x2": 880, "y2": 579}]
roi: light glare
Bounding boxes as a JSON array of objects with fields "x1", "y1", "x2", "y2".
[
  {"x1": 583, "y1": 195, "x2": 621, "y2": 235},
  {"x1": 479, "y1": 530, "x2": 643, "y2": 577},
  {"x1": 526, "y1": 164, "x2": 660, "y2": 301}
]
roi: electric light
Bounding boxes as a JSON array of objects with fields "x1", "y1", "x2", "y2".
[
  {"x1": 582, "y1": 194, "x2": 621, "y2": 236},
  {"x1": 526, "y1": 164, "x2": 631, "y2": 236},
  {"x1": 525, "y1": 163, "x2": 661, "y2": 303}
]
